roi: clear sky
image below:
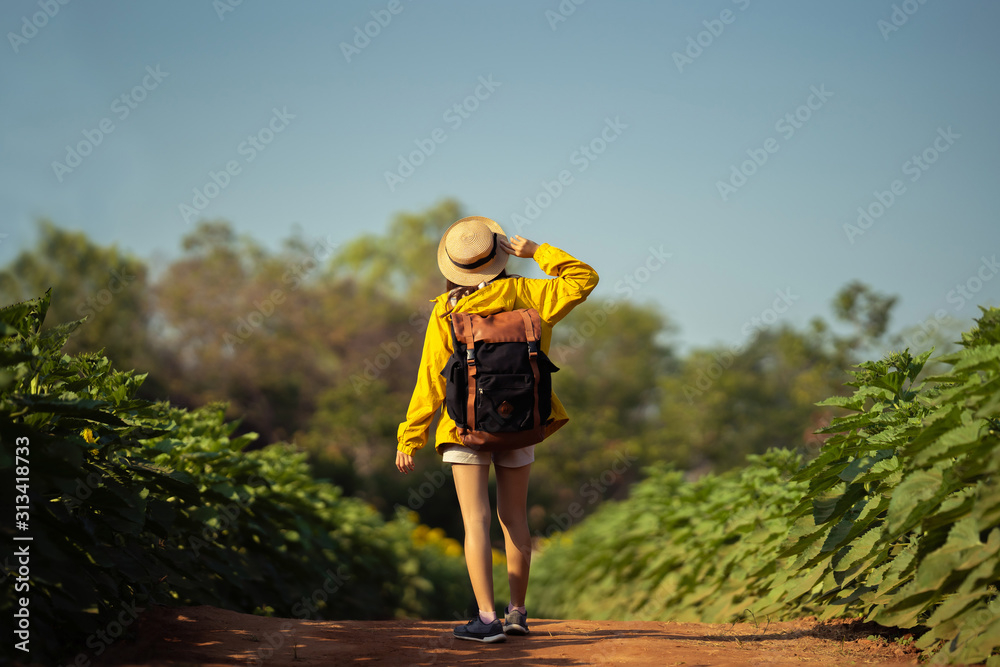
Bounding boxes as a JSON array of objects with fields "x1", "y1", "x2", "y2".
[{"x1": 2, "y1": 0, "x2": 998, "y2": 352}]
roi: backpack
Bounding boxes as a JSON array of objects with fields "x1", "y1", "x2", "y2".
[{"x1": 442, "y1": 307, "x2": 559, "y2": 451}]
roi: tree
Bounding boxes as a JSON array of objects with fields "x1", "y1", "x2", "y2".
[
  {"x1": 330, "y1": 198, "x2": 464, "y2": 302},
  {"x1": 655, "y1": 281, "x2": 902, "y2": 472},
  {"x1": 521, "y1": 299, "x2": 677, "y2": 528},
  {"x1": 152, "y1": 219, "x2": 359, "y2": 443},
  {"x1": 0, "y1": 220, "x2": 155, "y2": 381},
  {"x1": 661, "y1": 324, "x2": 845, "y2": 471},
  {"x1": 830, "y1": 280, "x2": 898, "y2": 359}
]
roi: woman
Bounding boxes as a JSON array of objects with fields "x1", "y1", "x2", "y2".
[{"x1": 395, "y1": 215, "x2": 598, "y2": 643}]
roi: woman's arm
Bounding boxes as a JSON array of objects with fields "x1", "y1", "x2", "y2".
[
  {"x1": 500, "y1": 235, "x2": 599, "y2": 324},
  {"x1": 396, "y1": 302, "x2": 451, "y2": 464}
]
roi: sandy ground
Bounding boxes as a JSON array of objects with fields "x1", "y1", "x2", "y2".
[{"x1": 89, "y1": 604, "x2": 921, "y2": 666}]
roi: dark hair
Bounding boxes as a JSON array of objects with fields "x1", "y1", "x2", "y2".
[{"x1": 446, "y1": 269, "x2": 508, "y2": 293}]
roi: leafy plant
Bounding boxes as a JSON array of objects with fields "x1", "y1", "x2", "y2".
[
  {"x1": 532, "y1": 306, "x2": 1000, "y2": 665},
  {"x1": 530, "y1": 447, "x2": 807, "y2": 621},
  {"x1": 0, "y1": 292, "x2": 469, "y2": 665}
]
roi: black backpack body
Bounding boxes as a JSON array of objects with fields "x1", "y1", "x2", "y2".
[{"x1": 442, "y1": 308, "x2": 559, "y2": 451}]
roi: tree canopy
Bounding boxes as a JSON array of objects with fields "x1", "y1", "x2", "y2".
[{"x1": 0, "y1": 203, "x2": 909, "y2": 540}]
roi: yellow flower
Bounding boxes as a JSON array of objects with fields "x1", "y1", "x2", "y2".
[
  {"x1": 82, "y1": 428, "x2": 98, "y2": 456},
  {"x1": 411, "y1": 524, "x2": 430, "y2": 544}
]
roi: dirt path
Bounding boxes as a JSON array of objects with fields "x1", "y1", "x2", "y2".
[{"x1": 96, "y1": 604, "x2": 920, "y2": 666}]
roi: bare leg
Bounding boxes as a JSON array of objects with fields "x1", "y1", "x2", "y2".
[
  {"x1": 495, "y1": 462, "x2": 532, "y2": 608},
  {"x1": 452, "y1": 463, "x2": 494, "y2": 614}
]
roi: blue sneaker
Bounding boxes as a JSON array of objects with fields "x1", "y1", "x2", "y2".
[
  {"x1": 453, "y1": 616, "x2": 506, "y2": 643},
  {"x1": 503, "y1": 607, "x2": 530, "y2": 635}
]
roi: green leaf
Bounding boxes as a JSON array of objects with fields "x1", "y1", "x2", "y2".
[
  {"x1": 925, "y1": 591, "x2": 987, "y2": 628},
  {"x1": 816, "y1": 395, "x2": 864, "y2": 411},
  {"x1": 832, "y1": 527, "x2": 882, "y2": 573},
  {"x1": 813, "y1": 495, "x2": 841, "y2": 524},
  {"x1": 0, "y1": 289, "x2": 51, "y2": 337},
  {"x1": 10, "y1": 395, "x2": 126, "y2": 426},
  {"x1": 951, "y1": 344, "x2": 1000, "y2": 373},
  {"x1": 821, "y1": 518, "x2": 853, "y2": 553},
  {"x1": 887, "y1": 470, "x2": 943, "y2": 535}
]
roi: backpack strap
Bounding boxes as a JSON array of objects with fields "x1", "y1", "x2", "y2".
[
  {"x1": 518, "y1": 310, "x2": 542, "y2": 429},
  {"x1": 452, "y1": 312, "x2": 478, "y2": 431}
]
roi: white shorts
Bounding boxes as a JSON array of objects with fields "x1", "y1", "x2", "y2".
[{"x1": 439, "y1": 443, "x2": 535, "y2": 467}]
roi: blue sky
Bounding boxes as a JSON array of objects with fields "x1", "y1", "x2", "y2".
[{"x1": 2, "y1": 0, "x2": 998, "y2": 352}]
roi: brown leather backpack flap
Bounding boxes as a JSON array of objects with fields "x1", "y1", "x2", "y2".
[
  {"x1": 450, "y1": 312, "x2": 472, "y2": 342},
  {"x1": 469, "y1": 309, "x2": 541, "y2": 343},
  {"x1": 460, "y1": 425, "x2": 545, "y2": 451}
]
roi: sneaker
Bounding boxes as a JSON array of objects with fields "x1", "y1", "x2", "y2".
[
  {"x1": 503, "y1": 608, "x2": 530, "y2": 635},
  {"x1": 453, "y1": 616, "x2": 506, "y2": 643}
]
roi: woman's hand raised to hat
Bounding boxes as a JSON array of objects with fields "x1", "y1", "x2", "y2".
[{"x1": 500, "y1": 235, "x2": 539, "y2": 259}]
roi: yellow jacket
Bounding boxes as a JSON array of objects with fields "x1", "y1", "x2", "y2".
[{"x1": 397, "y1": 243, "x2": 599, "y2": 455}]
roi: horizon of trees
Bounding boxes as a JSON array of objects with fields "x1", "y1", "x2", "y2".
[{"x1": 0, "y1": 200, "x2": 968, "y2": 541}]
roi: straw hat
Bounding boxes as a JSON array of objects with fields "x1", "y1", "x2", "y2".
[{"x1": 437, "y1": 216, "x2": 509, "y2": 286}]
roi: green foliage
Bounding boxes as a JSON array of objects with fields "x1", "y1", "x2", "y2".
[
  {"x1": 331, "y1": 198, "x2": 463, "y2": 301},
  {"x1": 660, "y1": 324, "x2": 845, "y2": 470},
  {"x1": 530, "y1": 448, "x2": 807, "y2": 621},
  {"x1": 536, "y1": 299, "x2": 675, "y2": 499},
  {"x1": 151, "y1": 219, "x2": 363, "y2": 443},
  {"x1": 833, "y1": 280, "x2": 898, "y2": 345},
  {"x1": 532, "y1": 307, "x2": 1000, "y2": 665},
  {"x1": 0, "y1": 220, "x2": 154, "y2": 374},
  {"x1": 0, "y1": 292, "x2": 468, "y2": 665},
  {"x1": 763, "y1": 307, "x2": 1000, "y2": 665},
  {"x1": 3, "y1": 215, "x2": 899, "y2": 550}
]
